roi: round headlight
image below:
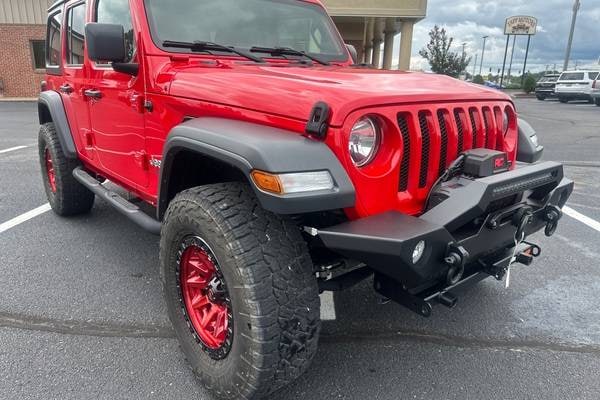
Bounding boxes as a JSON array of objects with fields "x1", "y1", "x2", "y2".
[
  {"x1": 502, "y1": 109, "x2": 510, "y2": 136},
  {"x1": 349, "y1": 116, "x2": 381, "y2": 167}
]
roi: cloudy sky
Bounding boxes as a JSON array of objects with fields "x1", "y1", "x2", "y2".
[{"x1": 392, "y1": 0, "x2": 600, "y2": 73}]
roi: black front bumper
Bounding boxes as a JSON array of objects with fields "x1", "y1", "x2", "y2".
[{"x1": 316, "y1": 161, "x2": 573, "y2": 316}]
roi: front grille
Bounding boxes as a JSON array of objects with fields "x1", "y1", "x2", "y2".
[{"x1": 397, "y1": 104, "x2": 509, "y2": 194}]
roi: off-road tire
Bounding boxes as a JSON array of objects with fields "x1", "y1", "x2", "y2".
[
  {"x1": 536, "y1": 94, "x2": 545, "y2": 101},
  {"x1": 160, "y1": 183, "x2": 321, "y2": 400},
  {"x1": 38, "y1": 122, "x2": 95, "y2": 216}
]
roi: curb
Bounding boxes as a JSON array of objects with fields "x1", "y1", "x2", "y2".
[{"x1": 0, "y1": 98, "x2": 37, "y2": 102}]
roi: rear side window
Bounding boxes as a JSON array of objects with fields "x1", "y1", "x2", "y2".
[
  {"x1": 589, "y1": 72, "x2": 599, "y2": 80},
  {"x1": 46, "y1": 10, "x2": 62, "y2": 68},
  {"x1": 95, "y1": 0, "x2": 136, "y2": 63},
  {"x1": 559, "y1": 72, "x2": 584, "y2": 81},
  {"x1": 67, "y1": 3, "x2": 86, "y2": 65}
]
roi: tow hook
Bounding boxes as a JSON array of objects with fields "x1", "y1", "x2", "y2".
[
  {"x1": 543, "y1": 205, "x2": 562, "y2": 237},
  {"x1": 444, "y1": 244, "x2": 469, "y2": 285}
]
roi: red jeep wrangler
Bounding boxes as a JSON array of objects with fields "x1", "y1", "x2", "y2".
[{"x1": 38, "y1": 0, "x2": 572, "y2": 398}]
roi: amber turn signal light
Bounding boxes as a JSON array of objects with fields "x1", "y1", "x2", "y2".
[{"x1": 251, "y1": 171, "x2": 283, "y2": 194}]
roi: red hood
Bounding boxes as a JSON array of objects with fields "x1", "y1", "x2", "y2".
[{"x1": 167, "y1": 63, "x2": 512, "y2": 127}]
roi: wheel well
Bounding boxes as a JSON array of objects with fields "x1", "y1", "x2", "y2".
[
  {"x1": 164, "y1": 150, "x2": 248, "y2": 214},
  {"x1": 38, "y1": 102, "x2": 52, "y2": 125}
]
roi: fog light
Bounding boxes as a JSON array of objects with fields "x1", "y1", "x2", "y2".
[{"x1": 412, "y1": 240, "x2": 426, "y2": 264}]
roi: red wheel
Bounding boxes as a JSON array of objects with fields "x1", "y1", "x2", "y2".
[
  {"x1": 45, "y1": 148, "x2": 57, "y2": 193},
  {"x1": 178, "y1": 236, "x2": 232, "y2": 359},
  {"x1": 38, "y1": 123, "x2": 94, "y2": 215}
]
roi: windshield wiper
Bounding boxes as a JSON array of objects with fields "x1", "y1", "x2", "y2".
[
  {"x1": 250, "y1": 46, "x2": 330, "y2": 66},
  {"x1": 162, "y1": 40, "x2": 265, "y2": 63}
]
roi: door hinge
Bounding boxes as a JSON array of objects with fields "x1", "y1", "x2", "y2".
[
  {"x1": 144, "y1": 100, "x2": 153, "y2": 112},
  {"x1": 134, "y1": 151, "x2": 149, "y2": 170}
]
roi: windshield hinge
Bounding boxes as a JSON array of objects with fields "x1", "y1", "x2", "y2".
[{"x1": 305, "y1": 101, "x2": 331, "y2": 139}]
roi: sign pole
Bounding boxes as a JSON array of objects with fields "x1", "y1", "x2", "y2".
[
  {"x1": 500, "y1": 35, "x2": 510, "y2": 87},
  {"x1": 521, "y1": 35, "x2": 532, "y2": 87},
  {"x1": 507, "y1": 35, "x2": 517, "y2": 84}
]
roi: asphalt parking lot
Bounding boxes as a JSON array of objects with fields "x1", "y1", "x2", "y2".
[{"x1": 1, "y1": 98, "x2": 599, "y2": 400}]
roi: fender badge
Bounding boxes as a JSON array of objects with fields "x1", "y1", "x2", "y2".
[{"x1": 149, "y1": 158, "x2": 162, "y2": 168}]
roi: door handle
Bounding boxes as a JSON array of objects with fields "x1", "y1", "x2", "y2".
[
  {"x1": 59, "y1": 84, "x2": 73, "y2": 94},
  {"x1": 84, "y1": 89, "x2": 102, "y2": 100}
]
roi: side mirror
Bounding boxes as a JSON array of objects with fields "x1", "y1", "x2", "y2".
[
  {"x1": 85, "y1": 23, "x2": 126, "y2": 62},
  {"x1": 346, "y1": 44, "x2": 358, "y2": 64},
  {"x1": 85, "y1": 23, "x2": 139, "y2": 76}
]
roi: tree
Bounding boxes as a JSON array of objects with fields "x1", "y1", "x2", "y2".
[
  {"x1": 473, "y1": 75, "x2": 485, "y2": 85},
  {"x1": 419, "y1": 25, "x2": 471, "y2": 78},
  {"x1": 523, "y1": 75, "x2": 537, "y2": 93}
]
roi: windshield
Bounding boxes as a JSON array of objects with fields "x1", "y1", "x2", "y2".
[
  {"x1": 144, "y1": 0, "x2": 348, "y2": 62},
  {"x1": 559, "y1": 72, "x2": 585, "y2": 81}
]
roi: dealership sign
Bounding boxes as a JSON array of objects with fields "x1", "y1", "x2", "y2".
[{"x1": 504, "y1": 16, "x2": 538, "y2": 35}]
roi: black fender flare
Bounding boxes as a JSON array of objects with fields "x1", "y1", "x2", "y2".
[
  {"x1": 38, "y1": 91, "x2": 77, "y2": 159},
  {"x1": 158, "y1": 118, "x2": 355, "y2": 219},
  {"x1": 516, "y1": 118, "x2": 544, "y2": 164}
]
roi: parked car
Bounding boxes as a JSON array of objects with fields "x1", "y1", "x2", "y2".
[
  {"x1": 484, "y1": 80, "x2": 504, "y2": 90},
  {"x1": 555, "y1": 70, "x2": 600, "y2": 103},
  {"x1": 535, "y1": 74, "x2": 561, "y2": 100},
  {"x1": 591, "y1": 78, "x2": 600, "y2": 106},
  {"x1": 37, "y1": 0, "x2": 573, "y2": 398}
]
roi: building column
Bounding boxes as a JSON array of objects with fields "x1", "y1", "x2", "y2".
[
  {"x1": 382, "y1": 18, "x2": 397, "y2": 70},
  {"x1": 363, "y1": 18, "x2": 374, "y2": 64},
  {"x1": 398, "y1": 19, "x2": 415, "y2": 71},
  {"x1": 371, "y1": 18, "x2": 384, "y2": 68}
]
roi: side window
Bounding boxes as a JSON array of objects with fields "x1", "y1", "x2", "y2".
[
  {"x1": 95, "y1": 0, "x2": 135, "y2": 63},
  {"x1": 46, "y1": 10, "x2": 62, "y2": 68},
  {"x1": 589, "y1": 72, "x2": 599, "y2": 80},
  {"x1": 67, "y1": 3, "x2": 86, "y2": 65}
]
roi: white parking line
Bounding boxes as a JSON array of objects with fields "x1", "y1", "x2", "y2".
[
  {"x1": 563, "y1": 206, "x2": 600, "y2": 233},
  {"x1": 0, "y1": 204, "x2": 51, "y2": 234},
  {"x1": 319, "y1": 292, "x2": 336, "y2": 321},
  {"x1": 0, "y1": 145, "x2": 28, "y2": 154}
]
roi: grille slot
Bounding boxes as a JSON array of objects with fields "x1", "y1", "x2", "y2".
[
  {"x1": 437, "y1": 110, "x2": 449, "y2": 176},
  {"x1": 482, "y1": 107, "x2": 491, "y2": 147},
  {"x1": 454, "y1": 109, "x2": 464, "y2": 153},
  {"x1": 397, "y1": 114, "x2": 411, "y2": 191},
  {"x1": 469, "y1": 108, "x2": 478, "y2": 148},
  {"x1": 418, "y1": 112, "x2": 430, "y2": 188}
]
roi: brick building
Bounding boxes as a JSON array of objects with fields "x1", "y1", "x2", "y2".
[
  {"x1": 0, "y1": 0, "x2": 426, "y2": 98},
  {"x1": 0, "y1": 0, "x2": 52, "y2": 98}
]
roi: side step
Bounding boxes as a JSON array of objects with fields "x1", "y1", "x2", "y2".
[{"x1": 73, "y1": 168, "x2": 161, "y2": 235}]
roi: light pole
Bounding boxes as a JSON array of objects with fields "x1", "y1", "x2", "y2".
[
  {"x1": 479, "y1": 36, "x2": 488, "y2": 76},
  {"x1": 564, "y1": 0, "x2": 581, "y2": 71},
  {"x1": 461, "y1": 42, "x2": 467, "y2": 76}
]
